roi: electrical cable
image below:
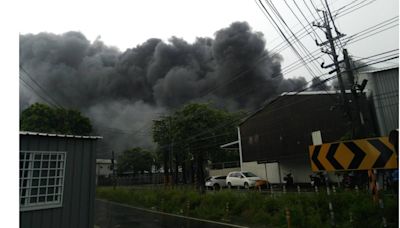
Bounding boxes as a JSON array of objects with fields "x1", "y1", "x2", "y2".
[
  {"x1": 20, "y1": 65, "x2": 64, "y2": 109},
  {"x1": 334, "y1": 0, "x2": 377, "y2": 19},
  {"x1": 19, "y1": 77, "x2": 59, "y2": 108},
  {"x1": 264, "y1": 0, "x2": 323, "y2": 77},
  {"x1": 158, "y1": 54, "x2": 399, "y2": 149},
  {"x1": 262, "y1": 0, "x2": 339, "y2": 106}
]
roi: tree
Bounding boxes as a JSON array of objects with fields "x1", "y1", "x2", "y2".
[
  {"x1": 116, "y1": 147, "x2": 155, "y2": 175},
  {"x1": 20, "y1": 103, "x2": 92, "y2": 135},
  {"x1": 152, "y1": 102, "x2": 244, "y2": 190}
]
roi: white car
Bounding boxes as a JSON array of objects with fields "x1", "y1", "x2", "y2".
[
  {"x1": 226, "y1": 171, "x2": 266, "y2": 189},
  {"x1": 205, "y1": 175, "x2": 227, "y2": 190}
]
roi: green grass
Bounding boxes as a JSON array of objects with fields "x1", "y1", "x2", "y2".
[{"x1": 96, "y1": 187, "x2": 398, "y2": 228}]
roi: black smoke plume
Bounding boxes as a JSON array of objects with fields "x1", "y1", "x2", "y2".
[{"x1": 19, "y1": 22, "x2": 306, "y2": 157}]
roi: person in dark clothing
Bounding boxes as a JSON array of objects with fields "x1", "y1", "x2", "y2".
[{"x1": 284, "y1": 173, "x2": 294, "y2": 188}]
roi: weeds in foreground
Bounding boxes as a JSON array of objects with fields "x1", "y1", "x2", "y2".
[{"x1": 96, "y1": 187, "x2": 398, "y2": 228}]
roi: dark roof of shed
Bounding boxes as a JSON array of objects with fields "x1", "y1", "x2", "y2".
[
  {"x1": 20, "y1": 131, "x2": 103, "y2": 139},
  {"x1": 239, "y1": 90, "x2": 352, "y2": 126}
]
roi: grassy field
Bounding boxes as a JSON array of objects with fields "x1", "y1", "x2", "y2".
[{"x1": 96, "y1": 186, "x2": 398, "y2": 228}]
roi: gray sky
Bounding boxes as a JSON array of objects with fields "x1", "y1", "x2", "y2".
[{"x1": 18, "y1": 0, "x2": 399, "y2": 81}]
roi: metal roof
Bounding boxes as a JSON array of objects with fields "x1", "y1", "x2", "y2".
[
  {"x1": 280, "y1": 90, "x2": 352, "y2": 96},
  {"x1": 358, "y1": 65, "x2": 399, "y2": 74},
  {"x1": 239, "y1": 90, "x2": 349, "y2": 126},
  {"x1": 20, "y1": 131, "x2": 103, "y2": 139}
]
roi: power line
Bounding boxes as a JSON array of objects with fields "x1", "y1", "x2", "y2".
[
  {"x1": 259, "y1": 0, "x2": 390, "y2": 69},
  {"x1": 350, "y1": 48, "x2": 399, "y2": 62},
  {"x1": 346, "y1": 24, "x2": 398, "y2": 46},
  {"x1": 285, "y1": 15, "x2": 398, "y2": 74},
  {"x1": 334, "y1": 0, "x2": 377, "y2": 19},
  {"x1": 324, "y1": 0, "x2": 345, "y2": 50},
  {"x1": 19, "y1": 77, "x2": 59, "y2": 108},
  {"x1": 155, "y1": 71, "x2": 331, "y2": 150},
  {"x1": 181, "y1": 52, "x2": 400, "y2": 148},
  {"x1": 155, "y1": 46, "x2": 400, "y2": 149},
  {"x1": 333, "y1": 0, "x2": 363, "y2": 15},
  {"x1": 20, "y1": 65, "x2": 64, "y2": 109},
  {"x1": 265, "y1": 0, "x2": 343, "y2": 49},
  {"x1": 260, "y1": 0, "x2": 340, "y2": 106},
  {"x1": 304, "y1": 0, "x2": 321, "y2": 24},
  {"x1": 292, "y1": 0, "x2": 322, "y2": 42},
  {"x1": 264, "y1": 0, "x2": 323, "y2": 77}
]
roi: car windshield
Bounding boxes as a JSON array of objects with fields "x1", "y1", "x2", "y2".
[{"x1": 242, "y1": 172, "x2": 257, "y2": 177}]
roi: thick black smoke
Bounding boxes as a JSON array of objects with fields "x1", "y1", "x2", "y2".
[{"x1": 19, "y1": 22, "x2": 306, "y2": 157}]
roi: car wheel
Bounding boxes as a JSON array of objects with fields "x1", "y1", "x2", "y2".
[
  {"x1": 213, "y1": 183, "x2": 220, "y2": 191},
  {"x1": 227, "y1": 182, "x2": 232, "y2": 189},
  {"x1": 244, "y1": 182, "x2": 249, "y2": 189}
]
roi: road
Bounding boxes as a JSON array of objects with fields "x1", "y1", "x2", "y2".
[{"x1": 94, "y1": 199, "x2": 248, "y2": 228}]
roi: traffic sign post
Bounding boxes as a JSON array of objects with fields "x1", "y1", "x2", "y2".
[{"x1": 309, "y1": 137, "x2": 397, "y2": 172}]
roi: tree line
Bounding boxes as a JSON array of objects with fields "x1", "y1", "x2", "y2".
[{"x1": 20, "y1": 102, "x2": 243, "y2": 191}]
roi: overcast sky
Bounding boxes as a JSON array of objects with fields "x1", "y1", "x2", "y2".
[{"x1": 17, "y1": 0, "x2": 399, "y2": 80}]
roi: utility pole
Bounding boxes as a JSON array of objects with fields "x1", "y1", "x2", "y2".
[
  {"x1": 167, "y1": 116, "x2": 174, "y2": 186},
  {"x1": 112, "y1": 150, "x2": 116, "y2": 190},
  {"x1": 343, "y1": 48, "x2": 368, "y2": 138},
  {"x1": 313, "y1": 9, "x2": 352, "y2": 128}
]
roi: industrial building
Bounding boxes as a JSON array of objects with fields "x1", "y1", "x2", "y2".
[
  {"x1": 225, "y1": 66, "x2": 399, "y2": 184},
  {"x1": 19, "y1": 131, "x2": 102, "y2": 228},
  {"x1": 237, "y1": 90, "x2": 375, "y2": 183}
]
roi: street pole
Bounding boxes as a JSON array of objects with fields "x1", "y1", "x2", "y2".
[
  {"x1": 343, "y1": 48, "x2": 367, "y2": 139},
  {"x1": 323, "y1": 11, "x2": 351, "y2": 123},
  {"x1": 168, "y1": 117, "x2": 173, "y2": 186},
  {"x1": 112, "y1": 150, "x2": 116, "y2": 190}
]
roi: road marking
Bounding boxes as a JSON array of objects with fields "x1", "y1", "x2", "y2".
[{"x1": 96, "y1": 199, "x2": 249, "y2": 228}]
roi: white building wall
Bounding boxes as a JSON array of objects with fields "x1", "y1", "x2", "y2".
[
  {"x1": 241, "y1": 157, "x2": 334, "y2": 184},
  {"x1": 96, "y1": 159, "x2": 115, "y2": 177},
  {"x1": 279, "y1": 159, "x2": 313, "y2": 183},
  {"x1": 242, "y1": 161, "x2": 281, "y2": 183}
]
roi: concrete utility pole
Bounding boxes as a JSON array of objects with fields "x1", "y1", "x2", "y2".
[
  {"x1": 343, "y1": 48, "x2": 367, "y2": 138},
  {"x1": 168, "y1": 117, "x2": 174, "y2": 186},
  {"x1": 314, "y1": 10, "x2": 352, "y2": 124},
  {"x1": 112, "y1": 150, "x2": 116, "y2": 190}
]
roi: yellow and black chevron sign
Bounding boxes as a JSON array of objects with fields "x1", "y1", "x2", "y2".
[{"x1": 309, "y1": 137, "x2": 398, "y2": 172}]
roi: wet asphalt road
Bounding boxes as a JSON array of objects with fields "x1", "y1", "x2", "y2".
[{"x1": 94, "y1": 199, "x2": 247, "y2": 228}]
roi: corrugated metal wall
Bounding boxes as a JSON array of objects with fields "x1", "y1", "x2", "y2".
[
  {"x1": 20, "y1": 135, "x2": 98, "y2": 228},
  {"x1": 365, "y1": 68, "x2": 399, "y2": 136},
  {"x1": 372, "y1": 68, "x2": 399, "y2": 135}
]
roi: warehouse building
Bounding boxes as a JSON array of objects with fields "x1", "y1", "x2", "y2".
[
  {"x1": 20, "y1": 131, "x2": 102, "y2": 228},
  {"x1": 236, "y1": 90, "x2": 375, "y2": 184}
]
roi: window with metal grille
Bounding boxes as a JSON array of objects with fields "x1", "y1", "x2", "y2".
[{"x1": 19, "y1": 151, "x2": 66, "y2": 211}]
